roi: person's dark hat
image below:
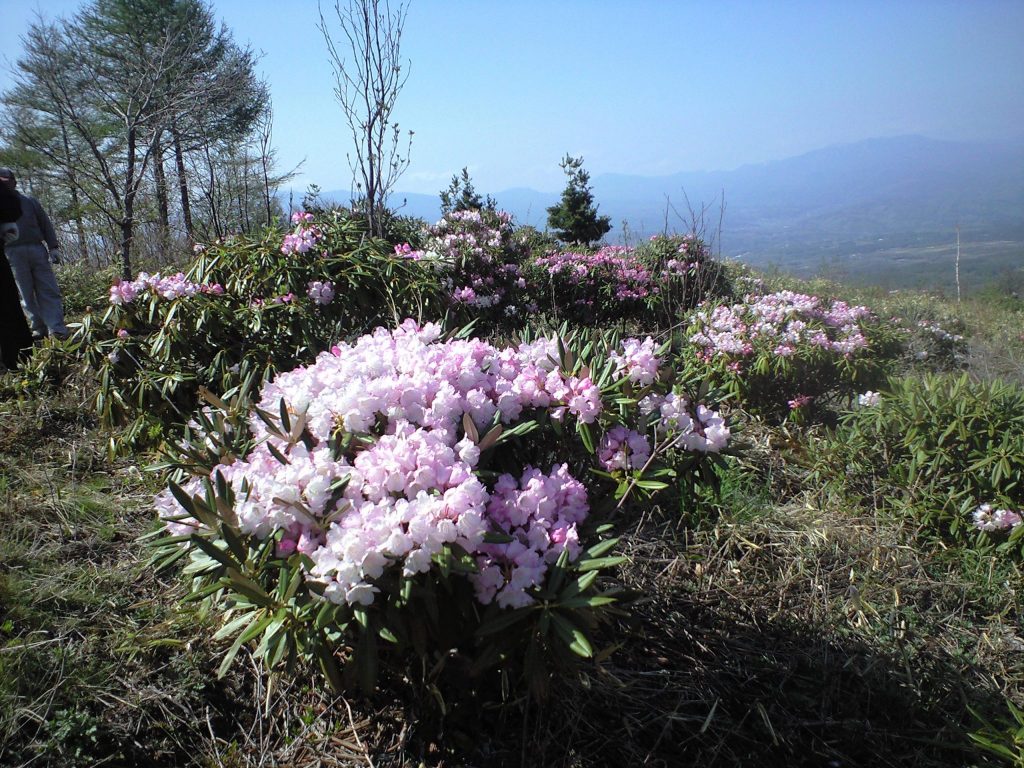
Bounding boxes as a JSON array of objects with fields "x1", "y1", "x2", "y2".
[{"x1": 0, "y1": 168, "x2": 14, "y2": 182}]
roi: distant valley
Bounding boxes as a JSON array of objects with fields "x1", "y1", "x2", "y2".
[{"x1": 309, "y1": 135, "x2": 1024, "y2": 292}]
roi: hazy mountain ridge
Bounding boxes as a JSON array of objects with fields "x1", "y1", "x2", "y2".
[
  {"x1": 307, "y1": 135, "x2": 1023, "y2": 288},
  {"x1": 589, "y1": 135, "x2": 1023, "y2": 233}
]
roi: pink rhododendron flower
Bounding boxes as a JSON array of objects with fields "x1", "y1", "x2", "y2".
[
  {"x1": 394, "y1": 243, "x2": 425, "y2": 260},
  {"x1": 690, "y1": 291, "x2": 873, "y2": 360},
  {"x1": 307, "y1": 280, "x2": 335, "y2": 305},
  {"x1": 972, "y1": 503, "x2": 1023, "y2": 532},
  {"x1": 684, "y1": 405, "x2": 730, "y2": 453},
  {"x1": 610, "y1": 337, "x2": 660, "y2": 386},
  {"x1": 858, "y1": 391, "x2": 881, "y2": 406},
  {"x1": 475, "y1": 464, "x2": 588, "y2": 608},
  {"x1": 108, "y1": 272, "x2": 221, "y2": 305},
  {"x1": 598, "y1": 426, "x2": 651, "y2": 471},
  {"x1": 158, "y1": 321, "x2": 619, "y2": 610}
]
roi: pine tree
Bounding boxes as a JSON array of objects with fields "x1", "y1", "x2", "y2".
[
  {"x1": 439, "y1": 167, "x2": 496, "y2": 215},
  {"x1": 546, "y1": 154, "x2": 611, "y2": 245}
]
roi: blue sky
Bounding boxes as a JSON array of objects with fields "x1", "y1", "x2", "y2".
[{"x1": 1, "y1": 0, "x2": 1022, "y2": 195}]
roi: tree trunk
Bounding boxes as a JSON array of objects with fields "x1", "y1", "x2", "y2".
[
  {"x1": 240, "y1": 151, "x2": 252, "y2": 233},
  {"x1": 121, "y1": 129, "x2": 137, "y2": 280},
  {"x1": 171, "y1": 126, "x2": 193, "y2": 239},
  {"x1": 58, "y1": 116, "x2": 90, "y2": 263},
  {"x1": 259, "y1": 112, "x2": 273, "y2": 226},
  {"x1": 202, "y1": 142, "x2": 222, "y2": 239},
  {"x1": 153, "y1": 133, "x2": 170, "y2": 253},
  {"x1": 70, "y1": 188, "x2": 89, "y2": 264}
]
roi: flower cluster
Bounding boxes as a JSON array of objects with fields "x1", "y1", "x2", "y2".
[
  {"x1": 307, "y1": 280, "x2": 336, "y2": 306},
  {"x1": 735, "y1": 275, "x2": 766, "y2": 291},
  {"x1": 251, "y1": 293, "x2": 297, "y2": 308},
  {"x1": 406, "y1": 209, "x2": 528, "y2": 318},
  {"x1": 109, "y1": 272, "x2": 224, "y2": 305},
  {"x1": 527, "y1": 234, "x2": 725, "y2": 325},
  {"x1": 609, "y1": 336, "x2": 660, "y2": 385},
  {"x1": 429, "y1": 209, "x2": 513, "y2": 259},
  {"x1": 156, "y1": 319, "x2": 736, "y2": 615},
  {"x1": 647, "y1": 233, "x2": 707, "y2": 280},
  {"x1": 533, "y1": 247, "x2": 656, "y2": 304},
  {"x1": 690, "y1": 291, "x2": 873, "y2": 360},
  {"x1": 281, "y1": 211, "x2": 324, "y2": 255},
  {"x1": 660, "y1": 258, "x2": 697, "y2": 279},
  {"x1": 640, "y1": 392, "x2": 731, "y2": 453},
  {"x1": 972, "y1": 503, "x2": 1023, "y2": 532},
  {"x1": 451, "y1": 285, "x2": 499, "y2": 308},
  {"x1": 475, "y1": 464, "x2": 589, "y2": 607},
  {"x1": 858, "y1": 391, "x2": 881, "y2": 406},
  {"x1": 918, "y1": 320, "x2": 964, "y2": 343},
  {"x1": 157, "y1": 322, "x2": 626, "y2": 610},
  {"x1": 788, "y1": 394, "x2": 813, "y2": 410},
  {"x1": 394, "y1": 243, "x2": 426, "y2": 260},
  {"x1": 597, "y1": 426, "x2": 651, "y2": 472}
]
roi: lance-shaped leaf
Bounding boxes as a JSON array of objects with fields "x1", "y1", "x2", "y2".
[
  {"x1": 582, "y1": 537, "x2": 620, "y2": 560},
  {"x1": 562, "y1": 569, "x2": 598, "y2": 598},
  {"x1": 577, "y1": 555, "x2": 627, "y2": 573},
  {"x1": 189, "y1": 534, "x2": 239, "y2": 571},
  {"x1": 462, "y1": 412, "x2": 480, "y2": 444},
  {"x1": 198, "y1": 385, "x2": 229, "y2": 412},
  {"x1": 254, "y1": 407, "x2": 287, "y2": 439},
  {"x1": 495, "y1": 419, "x2": 539, "y2": 445},
  {"x1": 278, "y1": 398, "x2": 292, "y2": 434},
  {"x1": 218, "y1": 613, "x2": 273, "y2": 678},
  {"x1": 558, "y1": 594, "x2": 619, "y2": 610},
  {"x1": 477, "y1": 423, "x2": 503, "y2": 452},
  {"x1": 550, "y1": 613, "x2": 593, "y2": 658},
  {"x1": 578, "y1": 421, "x2": 596, "y2": 454},
  {"x1": 266, "y1": 442, "x2": 291, "y2": 466},
  {"x1": 227, "y1": 568, "x2": 274, "y2": 607},
  {"x1": 152, "y1": 544, "x2": 190, "y2": 574}
]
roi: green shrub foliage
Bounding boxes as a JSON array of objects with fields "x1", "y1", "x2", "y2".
[
  {"x1": 40, "y1": 213, "x2": 441, "y2": 448},
  {"x1": 829, "y1": 374, "x2": 1024, "y2": 558}
]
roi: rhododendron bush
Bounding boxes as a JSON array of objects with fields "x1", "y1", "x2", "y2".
[
  {"x1": 54, "y1": 213, "x2": 440, "y2": 448},
  {"x1": 525, "y1": 234, "x2": 729, "y2": 327},
  {"x1": 684, "y1": 289, "x2": 903, "y2": 419},
  {"x1": 151, "y1": 320, "x2": 733, "y2": 694},
  {"x1": 820, "y1": 374, "x2": 1024, "y2": 560},
  {"x1": 904, "y1": 316, "x2": 968, "y2": 370},
  {"x1": 396, "y1": 208, "x2": 531, "y2": 326}
]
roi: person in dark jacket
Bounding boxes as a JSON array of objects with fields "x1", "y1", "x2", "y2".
[
  {"x1": 0, "y1": 167, "x2": 69, "y2": 340},
  {"x1": 1, "y1": 178, "x2": 33, "y2": 371}
]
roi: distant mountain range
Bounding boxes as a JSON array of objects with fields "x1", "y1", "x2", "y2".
[{"x1": 306, "y1": 135, "x2": 1024, "y2": 289}]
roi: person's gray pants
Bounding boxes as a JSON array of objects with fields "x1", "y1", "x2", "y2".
[{"x1": 5, "y1": 243, "x2": 68, "y2": 338}]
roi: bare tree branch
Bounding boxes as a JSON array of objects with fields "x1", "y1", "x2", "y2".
[{"x1": 318, "y1": 0, "x2": 412, "y2": 237}]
